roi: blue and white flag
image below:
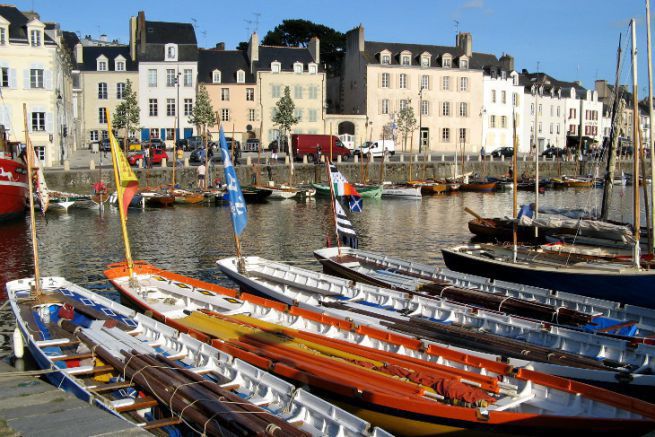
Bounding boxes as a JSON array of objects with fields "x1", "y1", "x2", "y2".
[
  {"x1": 334, "y1": 198, "x2": 358, "y2": 249},
  {"x1": 219, "y1": 127, "x2": 247, "y2": 236},
  {"x1": 349, "y1": 195, "x2": 363, "y2": 213}
]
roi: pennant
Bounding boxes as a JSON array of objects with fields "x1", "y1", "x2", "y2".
[
  {"x1": 219, "y1": 126, "x2": 247, "y2": 236},
  {"x1": 109, "y1": 129, "x2": 138, "y2": 216},
  {"x1": 30, "y1": 149, "x2": 49, "y2": 215},
  {"x1": 334, "y1": 198, "x2": 358, "y2": 249}
]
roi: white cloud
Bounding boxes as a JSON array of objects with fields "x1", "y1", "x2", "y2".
[{"x1": 463, "y1": 0, "x2": 484, "y2": 9}]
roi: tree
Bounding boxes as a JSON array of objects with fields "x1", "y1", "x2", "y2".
[
  {"x1": 113, "y1": 79, "x2": 139, "y2": 152},
  {"x1": 396, "y1": 105, "x2": 417, "y2": 152},
  {"x1": 272, "y1": 86, "x2": 298, "y2": 146},
  {"x1": 236, "y1": 41, "x2": 249, "y2": 51},
  {"x1": 262, "y1": 19, "x2": 345, "y2": 75},
  {"x1": 188, "y1": 84, "x2": 217, "y2": 155}
]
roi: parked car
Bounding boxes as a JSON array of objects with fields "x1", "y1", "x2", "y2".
[
  {"x1": 291, "y1": 134, "x2": 351, "y2": 161},
  {"x1": 267, "y1": 138, "x2": 288, "y2": 153},
  {"x1": 490, "y1": 147, "x2": 514, "y2": 158},
  {"x1": 127, "y1": 148, "x2": 169, "y2": 166},
  {"x1": 541, "y1": 146, "x2": 566, "y2": 158},
  {"x1": 189, "y1": 147, "x2": 215, "y2": 164},
  {"x1": 244, "y1": 138, "x2": 260, "y2": 152},
  {"x1": 353, "y1": 139, "x2": 396, "y2": 157}
]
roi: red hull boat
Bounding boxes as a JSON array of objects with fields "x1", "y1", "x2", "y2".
[{"x1": 0, "y1": 157, "x2": 27, "y2": 222}]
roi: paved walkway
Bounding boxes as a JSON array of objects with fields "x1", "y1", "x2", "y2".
[{"x1": 0, "y1": 361, "x2": 148, "y2": 436}]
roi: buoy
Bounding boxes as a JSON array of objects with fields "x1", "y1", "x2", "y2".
[{"x1": 13, "y1": 327, "x2": 24, "y2": 359}]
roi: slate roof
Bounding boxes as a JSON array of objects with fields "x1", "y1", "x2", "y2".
[
  {"x1": 362, "y1": 40, "x2": 499, "y2": 70},
  {"x1": 519, "y1": 72, "x2": 587, "y2": 96},
  {"x1": 143, "y1": 20, "x2": 196, "y2": 45},
  {"x1": 61, "y1": 30, "x2": 80, "y2": 54},
  {"x1": 198, "y1": 49, "x2": 254, "y2": 84},
  {"x1": 254, "y1": 46, "x2": 319, "y2": 72},
  {"x1": 0, "y1": 5, "x2": 56, "y2": 44},
  {"x1": 77, "y1": 46, "x2": 137, "y2": 72}
]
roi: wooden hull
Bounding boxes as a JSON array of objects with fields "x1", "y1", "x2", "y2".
[
  {"x1": 144, "y1": 194, "x2": 174, "y2": 207},
  {"x1": 174, "y1": 193, "x2": 204, "y2": 204},
  {"x1": 312, "y1": 183, "x2": 383, "y2": 198},
  {"x1": 0, "y1": 158, "x2": 27, "y2": 221},
  {"x1": 459, "y1": 181, "x2": 497, "y2": 192},
  {"x1": 467, "y1": 218, "x2": 549, "y2": 243}
]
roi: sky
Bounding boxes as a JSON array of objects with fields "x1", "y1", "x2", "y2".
[{"x1": 12, "y1": 0, "x2": 655, "y2": 94}]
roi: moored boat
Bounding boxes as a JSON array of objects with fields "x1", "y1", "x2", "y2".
[
  {"x1": 381, "y1": 184, "x2": 422, "y2": 199},
  {"x1": 459, "y1": 180, "x2": 497, "y2": 192},
  {"x1": 0, "y1": 155, "x2": 27, "y2": 221},
  {"x1": 312, "y1": 182, "x2": 383, "y2": 198},
  {"x1": 171, "y1": 189, "x2": 204, "y2": 204}
]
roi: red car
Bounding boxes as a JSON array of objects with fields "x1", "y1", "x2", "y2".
[{"x1": 128, "y1": 148, "x2": 169, "y2": 166}]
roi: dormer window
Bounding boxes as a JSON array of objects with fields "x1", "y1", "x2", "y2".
[
  {"x1": 97, "y1": 56, "x2": 108, "y2": 71},
  {"x1": 501, "y1": 71, "x2": 506, "y2": 80},
  {"x1": 115, "y1": 55, "x2": 126, "y2": 72},
  {"x1": 271, "y1": 61, "x2": 281, "y2": 73},
  {"x1": 459, "y1": 56, "x2": 469, "y2": 69},
  {"x1": 401, "y1": 55, "x2": 411, "y2": 66},
  {"x1": 308, "y1": 63, "x2": 318, "y2": 74},
  {"x1": 442, "y1": 54, "x2": 452, "y2": 68},
  {"x1": 165, "y1": 43, "x2": 178, "y2": 61},
  {"x1": 212, "y1": 69, "x2": 221, "y2": 84},
  {"x1": 236, "y1": 69, "x2": 245, "y2": 83},
  {"x1": 293, "y1": 62, "x2": 303, "y2": 73},
  {"x1": 30, "y1": 29, "x2": 41, "y2": 47},
  {"x1": 420, "y1": 53, "x2": 431, "y2": 67},
  {"x1": 380, "y1": 50, "x2": 392, "y2": 65},
  {"x1": 0, "y1": 26, "x2": 7, "y2": 46}
]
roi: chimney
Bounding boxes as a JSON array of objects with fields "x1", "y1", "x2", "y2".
[
  {"x1": 215, "y1": 42, "x2": 225, "y2": 50},
  {"x1": 75, "y1": 43, "x2": 83, "y2": 63},
  {"x1": 138, "y1": 10, "x2": 146, "y2": 55},
  {"x1": 345, "y1": 25, "x2": 365, "y2": 55},
  {"x1": 456, "y1": 32, "x2": 472, "y2": 57},
  {"x1": 99, "y1": 34, "x2": 108, "y2": 43},
  {"x1": 309, "y1": 36, "x2": 320, "y2": 63},
  {"x1": 248, "y1": 32, "x2": 259, "y2": 73},
  {"x1": 499, "y1": 54, "x2": 514, "y2": 72},
  {"x1": 594, "y1": 79, "x2": 609, "y2": 99}
]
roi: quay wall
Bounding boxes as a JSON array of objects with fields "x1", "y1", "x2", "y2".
[{"x1": 43, "y1": 160, "x2": 638, "y2": 193}]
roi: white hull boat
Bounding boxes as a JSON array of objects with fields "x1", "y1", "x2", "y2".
[{"x1": 381, "y1": 185, "x2": 422, "y2": 199}]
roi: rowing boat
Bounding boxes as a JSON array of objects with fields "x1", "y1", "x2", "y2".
[{"x1": 104, "y1": 261, "x2": 655, "y2": 434}]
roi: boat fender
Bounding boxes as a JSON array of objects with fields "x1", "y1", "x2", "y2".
[
  {"x1": 615, "y1": 372, "x2": 634, "y2": 384},
  {"x1": 12, "y1": 327, "x2": 24, "y2": 359}
]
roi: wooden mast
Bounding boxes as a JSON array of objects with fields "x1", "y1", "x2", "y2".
[
  {"x1": 379, "y1": 130, "x2": 385, "y2": 183},
  {"x1": 646, "y1": 0, "x2": 655, "y2": 255},
  {"x1": 22, "y1": 104, "x2": 42, "y2": 295},
  {"x1": 630, "y1": 18, "x2": 641, "y2": 268},
  {"x1": 171, "y1": 116, "x2": 178, "y2": 189},
  {"x1": 325, "y1": 158, "x2": 342, "y2": 256},
  {"x1": 512, "y1": 109, "x2": 519, "y2": 263}
]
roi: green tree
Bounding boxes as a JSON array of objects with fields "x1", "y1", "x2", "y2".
[
  {"x1": 113, "y1": 79, "x2": 139, "y2": 152},
  {"x1": 272, "y1": 86, "x2": 298, "y2": 146},
  {"x1": 397, "y1": 105, "x2": 417, "y2": 152},
  {"x1": 262, "y1": 19, "x2": 345, "y2": 75},
  {"x1": 188, "y1": 84, "x2": 217, "y2": 153}
]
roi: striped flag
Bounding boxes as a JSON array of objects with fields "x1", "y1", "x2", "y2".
[
  {"x1": 329, "y1": 163, "x2": 360, "y2": 197},
  {"x1": 219, "y1": 126, "x2": 247, "y2": 236},
  {"x1": 334, "y1": 198, "x2": 358, "y2": 249},
  {"x1": 109, "y1": 128, "x2": 138, "y2": 217}
]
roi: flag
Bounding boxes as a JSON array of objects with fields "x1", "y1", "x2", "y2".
[
  {"x1": 334, "y1": 198, "x2": 358, "y2": 249},
  {"x1": 328, "y1": 163, "x2": 360, "y2": 197},
  {"x1": 109, "y1": 129, "x2": 138, "y2": 216},
  {"x1": 349, "y1": 195, "x2": 363, "y2": 213},
  {"x1": 219, "y1": 126, "x2": 247, "y2": 236},
  {"x1": 30, "y1": 149, "x2": 49, "y2": 215}
]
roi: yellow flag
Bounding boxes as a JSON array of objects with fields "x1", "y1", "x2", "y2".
[{"x1": 107, "y1": 115, "x2": 138, "y2": 215}]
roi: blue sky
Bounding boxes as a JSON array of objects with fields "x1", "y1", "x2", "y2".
[{"x1": 14, "y1": 0, "x2": 655, "y2": 93}]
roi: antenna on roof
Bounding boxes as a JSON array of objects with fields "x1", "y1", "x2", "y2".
[{"x1": 454, "y1": 20, "x2": 459, "y2": 34}]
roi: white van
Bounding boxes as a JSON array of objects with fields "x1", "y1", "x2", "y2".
[
  {"x1": 357, "y1": 139, "x2": 396, "y2": 157},
  {"x1": 338, "y1": 134, "x2": 356, "y2": 150}
]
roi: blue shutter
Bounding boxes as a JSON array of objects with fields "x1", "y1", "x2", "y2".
[
  {"x1": 184, "y1": 128, "x2": 193, "y2": 139},
  {"x1": 160, "y1": 128, "x2": 166, "y2": 140},
  {"x1": 175, "y1": 128, "x2": 180, "y2": 140},
  {"x1": 141, "y1": 129, "x2": 149, "y2": 141}
]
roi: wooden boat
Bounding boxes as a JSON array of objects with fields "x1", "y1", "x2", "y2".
[
  {"x1": 550, "y1": 177, "x2": 594, "y2": 188},
  {"x1": 171, "y1": 189, "x2": 204, "y2": 204},
  {"x1": 7, "y1": 276, "x2": 385, "y2": 437},
  {"x1": 459, "y1": 180, "x2": 497, "y2": 192},
  {"x1": 408, "y1": 180, "x2": 448, "y2": 195},
  {"x1": 312, "y1": 183, "x2": 383, "y2": 199},
  {"x1": 253, "y1": 184, "x2": 299, "y2": 199},
  {"x1": 442, "y1": 243, "x2": 655, "y2": 309},
  {"x1": 467, "y1": 217, "x2": 548, "y2": 243},
  {"x1": 141, "y1": 191, "x2": 174, "y2": 207},
  {"x1": 104, "y1": 262, "x2": 655, "y2": 434},
  {"x1": 238, "y1": 186, "x2": 272, "y2": 202},
  {"x1": 0, "y1": 154, "x2": 28, "y2": 221},
  {"x1": 381, "y1": 185, "x2": 422, "y2": 199}
]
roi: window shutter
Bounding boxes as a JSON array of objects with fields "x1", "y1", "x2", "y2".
[
  {"x1": 160, "y1": 128, "x2": 166, "y2": 140},
  {"x1": 44, "y1": 70, "x2": 52, "y2": 90},
  {"x1": 378, "y1": 100, "x2": 382, "y2": 114},
  {"x1": 141, "y1": 129, "x2": 149, "y2": 141},
  {"x1": 9, "y1": 69, "x2": 17, "y2": 88},
  {"x1": 45, "y1": 112, "x2": 53, "y2": 133},
  {"x1": 24, "y1": 70, "x2": 30, "y2": 89}
]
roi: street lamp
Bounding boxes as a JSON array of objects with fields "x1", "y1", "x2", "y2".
[
  {"x1": 418, "y1": 85, "x2": 424, "y2": 154},
  {"x1": 56, "y1": 92, "x2": 64, "y2": 165}
]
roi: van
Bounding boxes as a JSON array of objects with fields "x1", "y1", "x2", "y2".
[
  {"x1": 291, "y1": 134, "x2": 351, "y2": 161},
  {"x1": 355, "y1": 139, "x2": 396, "y2": 157},
  {"x1": 338, "y1": 134, "x2": 356, "y2": 150}
]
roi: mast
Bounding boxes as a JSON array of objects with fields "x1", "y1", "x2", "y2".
[
  {"x1": 325, "y1": 158, "x2": 342, "y2": 256},
  {"x1": 533, "y1": 82, "x2": 540, "y2": 231},
  {"x1": 22, "y1": 104, "x2": 42, "y2": 295},
  {"x1": 171, "y1": 116, "x2": 177, "y2": 188},
  {"x1": 512, "y1": 109, "x2": 519, "y2": 263},
  {"x1": 379, "y1": 130, "x2": 386, "y2": 183},
  {"x1": 601, "y1": 34, "x2": 624, "y2": 220},
  {"x1": 631, "y1": 19, "x2": 641, "y2": 268},
  {"x1": 647, "y1": 0, "x2": 655, "y2": 255}
]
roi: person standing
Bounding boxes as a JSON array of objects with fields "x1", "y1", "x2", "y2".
[
  {"x1": 176, "y1": 147, "x2": 184, "y2": 167},
  {"x1": 143, "y1": 146, "x2": 150, "y2": 168},
  {"x1": 197, "y1": 161, "x2": 206, "y2": 189},
  {"x1": 270, "y1": 141, "x2": 278, "y2": 162},
  {"x1": 480, "y1": 145, "x2": 485, "y2": 161}
]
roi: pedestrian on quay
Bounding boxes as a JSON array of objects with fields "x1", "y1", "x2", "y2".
[
  {"x1": 176, "y1": 147, "x2": 184, "y2": 167},
  {"x1": 197, "y1": 161, "x2": 206, "y2": 190},
  {"x1": 143, "y1": 146, "x2": 150, "y2": 168},
  {"x1": 480, "y1": 145, "x2": 485, "y2": 161},
  {"x1": 270, "y1": 141, "x2": 278, "y2": 162},
  {"x1": 233, "y1": 142, "x2": 241, "y2": 166}
]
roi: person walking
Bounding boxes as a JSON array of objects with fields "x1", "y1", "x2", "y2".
[
  {"x1": 143, "y1": 146, "x2": 150, "y2": 168},
  {"x1": 233, "y1": 141, "x2": 241, "y2": 166},
  {"x1": 176, "y1": 147, "x2": 184, "y2": 167},
  {"x1": 480, "y1": 145, "x2": 486, "y2": 161},
  {"x1": 197, "y1": 161, "x2": 206, "y2": 190}
]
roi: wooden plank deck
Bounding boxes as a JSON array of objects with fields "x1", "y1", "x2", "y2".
[{"x1": 0, "y1": 361, "x2": 149, "y2": 436}]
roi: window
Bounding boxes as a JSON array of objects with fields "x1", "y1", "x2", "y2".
[
  {"x1": 249, "y1": 108, "x2": 256, "y2": 122},
  {"x1": 101, "y1": 130, "x2": 108, "y2": 139},
  {"x1": 308, "y1": 63, "x2": 318, "y2": 74},
  {"x1": 184, "y1": 98, "x2": 192, "y2": 116},
  {"x1": 30, "y1": 29, "x2": 41, "y2": 47},
  {"x1": 221, "y1": 88, "x2": 230, "y2": 101},
  {"x1": 538, "y1": 122, "x2": 542, "y2": 133},
  {"x1": 557, "y1": 106, "x2": 561, "y2": 117},
  {"x1": 501, "y1": 91, "x2": 506, "y2": 104},
  {"x1": 550, "y1": 123, "x2": 554, "y2": 134},
  {"x1": 31, "y1": 112, "x2": 45, "y2": 131},
  {"x1": 557, "y1": 124, "x2": 560, "y2": 134},
  {"x1": 33, "y1": 146, "x2": 45, "y2": 162},
  {"x1": 381, "y1": 54, "x2": 391, "y2": 65},
  {"x1": 184, "y1": 69, "x2": 192, "y2": 87},
  {"x1": 294, "y1": 109, "x2": 302, "y2": 121},
  {"x1": 381, "y1": 73, "x2": 390, "y2": 88},
  {"x1": 459, "y1": 128, "x2": 467, "y2": 142},
  {"x1": 513, "y1": 93, "x2": 519, "y2": 106},
  {"x1": 382, "y1": 99, "x2": 389, "y2": 114},
  {"x1": 0, "y1": 67, "x2": 8, "y2": 87},
  {"x1": 538, "y1": 104, "x2": 542, "y2": 115},
  {"x1": 30, "y1": 69, "x2": 44, "y2": 88},
  {"x1": 166, "y1": 45, "x2": 176, "y2": 60},
  {"x1": 442, "y1": 57, "x2": 451, "y2": 68},
  {"x1": 459, "y1": 77, "x2": 468, "y2": 91},
  {"x1": 150, "y1": 128, "x2": 159, "y2": 139},
  {"x1": 491, "y1": 90, "x2": 496, "y2": 103},
  {"x1": 237, "y1": 70, "x2": 245, "y2": 83},
  {"x1": 98, "y1": 108, "x2": 107, "y2": 124},
  {"x1": 246, "y1": 88, "x2": 254, "y2": 101},
  {"x1": 166, "y1": 98, "x2": 176, "y2": 116},
  {"x1": 550, "y1": 105, "x2": 554, "y2": 117},
  {"x1": 0, "y1": 27, "x2": 6, "y2": 45},
  {"x1": 90, "y1": 130, "x2": 99, "y2": 141},
  {"x1": 569, "y1": 108, "x2": 576, "y2": 119},
  {"x1": 460, "y1": 59, "x2": 469, "y2": 69},
  {"x1": 148, "y1": 69, "x2": 157, "y2": 87},
  {"x1": 308, "y1": 85, "x2": 318, "y2": 99},
  {"x1": 271, "y1": 62, "x2": 281, "y2": 73},
  {"x1": 98, "y1": 82, "x2": 107, "y2": 99},
  {"x1": 97, "y1": 60, "x2": 107, "y2": 71},
  {"x1": 115, "y1": 60, "x2": 125, "y2": 71},
  {"x1": 399, "y1": 73, "x2": 407, "y2": 89},
  {"x1": 221, "y1": 108, "x2": 230, "y2": 121},
  {"x1": 308, "y1": 109, "x2": 317, "y2": 122},
  {"x1": 421, "y1": 56, "x2": 430, "y2": 67},
  {"x1": 116, "y1": 82, "x2": 125, "y2": 99},
  {"x1": 294, "y1": 85, "x2": 303, "y2": 99},
  {"x1": 490, "y1": 115, "x2": 496, "y2": 128},
  {"x1": 293, "y1": 62, "x2": 303, "y2": 73},
  {"x1": 441, "y1": 76, "x2": 450, "y2": 91},
  {"x1": 421, "y1": 75, "x2": 429, "y2": 90},
  {"x1": 501, "y1": 116, "x2": 507, "y2": 128},
  {"x1": 212, "y1": 70, "x2": 221, "y2": 84},
  {"x1": 459, "y1": 102, "x2": 468, "y2": 117},
  {"x1": 501, "y1": 71, "x2": 507, "y2": 80},
  {"x1": 400, "y1": 99, "x2": 409, "y2": 111},
  {"x1": 166, "y1": 69, "x2": 176, "y2": 87},
  {"x1": 441, "y1": 128, "x2": 450, "y2": 142},
  {"x1": 149, "y1": 98, "x2": 158, "y2": 116},
  {"x1": 442, "y1": 101, "x2": 450, "y2": 116},
  {"x1": 166, "y1": 128, "x2": 175, "y2": 140},
  {"x1": 401, "y1": 55, "x2": 410, "y2": 66},
  {"x1": 530, "y1": 103, "x2": 534, "y2": 115},
  {"x1": 272, "y1": 85, "x2": 281, "y2": 98},
  {"x1": 421, "y1": 100, "x2": 429, "y2": 115}
]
